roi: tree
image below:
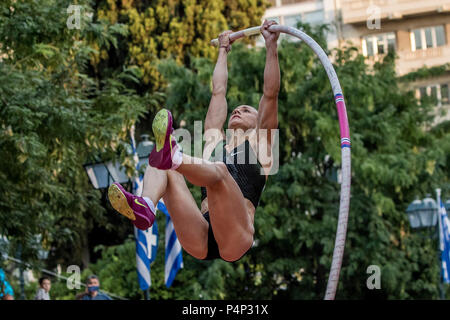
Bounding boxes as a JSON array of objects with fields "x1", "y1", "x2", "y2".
[
  {"x1": 0, "y1": 0, "x2": 270, "y2": 277},
  {"x1": 0, "y1": 0, "x2": 151, "y2": 267},
  {"x1": 95, "y1": 0, "x2": 269, "y2": 90},
  {"x1": 1, "y1": 1, "x2": 448, "y2": 300}
]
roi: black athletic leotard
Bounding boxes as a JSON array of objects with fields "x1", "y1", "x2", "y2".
[{"x1": 200, "y1": 140, "x2": 266, "y2": 260}]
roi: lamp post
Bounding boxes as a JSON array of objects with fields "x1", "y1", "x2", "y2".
[
  {"x1": 405, "y1": 189, "x2": 447, "y2": 299},
  {"x1": 84, "y1": 135, "x2": 154, "y2": 189},
  {"x1": 406, "y1": 195, "x2": 438, "y2": 230}
]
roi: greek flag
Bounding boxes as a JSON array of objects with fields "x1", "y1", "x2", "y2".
[
  {"x1": 130, "y1": 126, "x2": 158, "y2": 291},
  {"x1": 157, "y1": 201, "x2": 183, "y2": 287},
  {"x1": 134, "y1": 222, "x2": 158, "y2": 290},
  {"x1": 438, "y1": 195, "x2": 450, "y2": 283}
]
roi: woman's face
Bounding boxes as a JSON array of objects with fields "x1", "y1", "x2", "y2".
[
  {"x1": 228, "y1": 105, "x2": 258, "y2": 131},
  {"x1": 41, "y1": 279, "x2": 51, "y2": 292}
]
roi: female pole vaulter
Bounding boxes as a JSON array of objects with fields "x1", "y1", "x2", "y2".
[{"x1": 108, "y1": 20, "x2": 280, "y2": 262}]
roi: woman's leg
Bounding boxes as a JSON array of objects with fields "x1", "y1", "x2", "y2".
[
  {"x1": 176, "y1": 155, "x2": 254, "y2": 262},
  {"x1": 142, "y1": 165, "x2": 209, "y2": 260},
  {"x1": 149, "y1": 109, "x2": 253, "y2": 261},
  {"x1": 175, "y1": 154, "x2": 225, "y2": 186},
  {"x1": 141, "y1": 164, "x2": 167, "y2": 204}
]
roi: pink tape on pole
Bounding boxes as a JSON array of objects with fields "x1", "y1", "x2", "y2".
[{"x1": 335, "y1": 94, "x2": 350, "y2": 144}]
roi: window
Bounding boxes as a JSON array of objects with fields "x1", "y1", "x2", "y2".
[
  {"x1": 411, "y1": 25, "x2": 446, "y2": 51},
  {"x1": 284, "y1": 10, "x2": 324, "y2": 29},
  {"x1": 441, "y1": 84, "x2": 449, "y2": 105},
  {"x1": 430, "y1": 86, "x2": 438, "y2": 104},
  {"x1": 303, "y1": 10, "x2": 324, "y2": 26},
  {"x1": 425, "y1": 28, "x2": 433, "y2": 48},
  {"x1": 377, "y1": 35, "x2": 385, "y2": 54},
  {"x1": 417, "y1": 83, "x2": 450, "y2": 106},
  {"x1": 387, "y1": 36, "x2": 396, "y2": 53},
  {"x1": 419, "y1": 87, "x2": 427, "y2": 101},
  {"x1": 284, "y1": 14, "x2": 301, "y2": 28},
  {"x1": 362, "y1": 33, "x2": 396, "y2": 57},
  {"x1": 281, "y1": 0, "x2": 308, "y2": 5},
  {"x1": 436, "y1": 26, "x2": 446, "y2": 46},
  {"x1": 413, "y1": 29, "x2": 422, "y2": 49}
]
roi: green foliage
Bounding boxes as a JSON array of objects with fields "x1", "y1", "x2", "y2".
[
  {"x1": 399, "y1": 63, "x2": 450, "y2": 82},
  {"x1": 154, "y1": 26, "x2": 449, "y2": 299},
  {"x1": 0, "y1": 0, "x2": 448, "y2": 301},
  {"x1": 96, "y1": 0, "x2": 268, "y2": 89},
  {"x1": 0, "y1": 0, "x2": 151, "y2": 265}
]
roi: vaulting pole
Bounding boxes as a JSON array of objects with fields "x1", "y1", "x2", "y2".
[{"x1": 212, "y1": 25, "x2": 351, "y2": 300}]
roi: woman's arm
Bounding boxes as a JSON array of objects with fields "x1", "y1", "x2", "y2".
[
  {"x1": 205, "y1": 46, "x2": 228, "y2": 134},
  {"x1": 257, "y1": 20, "x2": 281, "y2": 176},
  {"x1": 204, "y1": 31, "x2": 234, "y2": 158},
  {"x1": 257, "y1": 20, "x2": 280, "y2": 135}
]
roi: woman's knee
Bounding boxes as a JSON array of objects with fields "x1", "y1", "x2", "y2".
[
  {"x1": 215, "y1": 162, "x2": 228, "y2": 179},
  {"x1": 170, "y1": 222, "x2": 209, "y2": 260},
  {"x1": 209, "y1": 162, "x2": 229, "y2": 187},
  {"x1": 219, "y1": 234, "x2": 254, "y2": 262},
  {"x1": 185, "y1": 244, "x2": 208, "y2": 260},
  {"x1": 167, "y1": 169, "x2": 184, "y2": 183}
]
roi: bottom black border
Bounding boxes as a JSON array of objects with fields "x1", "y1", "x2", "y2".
[{"x1": 0, "y1": 300, "x2": 444, "y2": 318}]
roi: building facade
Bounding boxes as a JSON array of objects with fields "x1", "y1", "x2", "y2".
[
  {"x1": 263, "y1": 0, "x2": 450, "y2": 122},
  {"x1": 263, "y1": 0, "x2": 339, "y2": 46},
  {"x1": 340, "y1": 0, "x2": 450, "y2": 122}
]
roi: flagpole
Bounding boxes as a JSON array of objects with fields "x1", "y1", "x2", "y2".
[
  {"x1": 130, "y1": 125, "x2": 155, "y2": 301},
  {"x1": 436, "y1": 188, "x2": 446, "y2": 300}
]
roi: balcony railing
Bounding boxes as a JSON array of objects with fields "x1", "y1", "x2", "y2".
[
  {"x1": 396, "y1": 45, "x2": 450, "y2": 75},
  {"x1": 267, "y1": 0, "x2": 314, "y2": 7},
  {"x1": 281, "y1": 0, "x2": 312, "y2": 5},
  {"x1": 360, "y1": 45, "x2": 450, "y2": 76}
]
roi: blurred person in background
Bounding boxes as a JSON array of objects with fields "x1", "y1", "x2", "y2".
[
  {"x1": 34, "y1": 276, "x2": 51, "y2": 300},
  {"x1": 0, "y1": 268, "x2": 14, "y2": 300},
  {"x1": 76, "y1": 275, "x2": 112, "y2": 300}
]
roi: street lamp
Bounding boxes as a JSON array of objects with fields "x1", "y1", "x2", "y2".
[
  {"x1": 84, "y1": 135, "x2": 154, "y2": 189},
  {"x1": 136, "y1": 134, "x2": 153, "y2": 170},
  {"x1": 406, "y1": 196, "x2": 438, "y2": 229},
  {"x1": 406, "y1": 189, "x2": 448, "y2": 299}
]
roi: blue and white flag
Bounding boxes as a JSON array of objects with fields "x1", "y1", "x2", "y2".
[
  {"x1": 130, "y1": 126, "x2": 158, "y2": 291},
  {"x1": 438, "y1": 194, "x2": 450, "y2": 284},
  {"x1": 157, "y1": 201, "x2": 183, "y2": 288},
  {"x1": 134, "y1": 222, "x2": 158, "y2": 290}
]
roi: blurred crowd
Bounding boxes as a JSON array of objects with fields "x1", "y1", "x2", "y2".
[{"x1": 0, "y1": 268, "x2": 111, "y2": 300}]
